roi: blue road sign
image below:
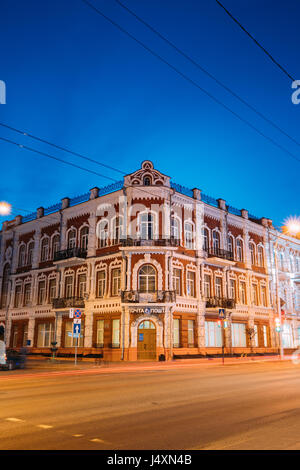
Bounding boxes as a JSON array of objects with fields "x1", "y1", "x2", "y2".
[
  {"x1": 74, "y1": 309, "x2": 82, "y2": 319},
  {"x1": 73, "y1": 323, "x2": 81, "y2": 335},
  {"x1": 219, "y1": 309, "x2": 226, "y2": 319}
]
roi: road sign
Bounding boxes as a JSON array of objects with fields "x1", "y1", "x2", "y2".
[
  {"x1": 69, "y1": 308, "x2": 74, "y2": 319},
  {"x1": 74, "y1": 309, "x2": 82, "y2": 319},
  {"x1": 73, "y1": 318, "x2": 81, "y2": 325},
  {"x1": 219, "y1": 309, "x2": 226, "y2": 319},
  {"x1": 73, "y1": 323, "x2": 81, "y2": 335}
]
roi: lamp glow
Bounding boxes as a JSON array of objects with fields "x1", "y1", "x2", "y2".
[
  {"x1": 283, "y1": 216, "x2": 300, "y2": 236},
  {"x1": 0, "y1": 201, "x2": 11, "y2": 216}
]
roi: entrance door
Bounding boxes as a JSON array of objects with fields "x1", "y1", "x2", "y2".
[{"x1": 137, "y1": 320, "x2": 156, "y2": 360}]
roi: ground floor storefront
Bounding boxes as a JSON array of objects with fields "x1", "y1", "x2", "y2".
[{"x1": 2, "y1": 308, "x2": 299, "y2": 361}]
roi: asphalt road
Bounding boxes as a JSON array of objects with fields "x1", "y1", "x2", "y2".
[{"x1": 1, "y1": 360, "x2": 300, "y2": 450}]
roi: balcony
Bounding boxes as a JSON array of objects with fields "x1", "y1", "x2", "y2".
[
  {"x1": 52, "y1": 296, "x2": 85, "y2": 309},
  {"x1": 121, "y1": 238, "x2": 180, "y2": 248},
  {"x1": 207, "y1": 247, "x2": 235, "y2": 266},
  {"x1": 205, "y1": 296, "x2": 235, "y2": 309},
  {"x1": 53, "y1": 247, "x2": 87, "y2": 267},
  {"x1": 121, "y1": 290, "x2": 176, "y2": 303}
]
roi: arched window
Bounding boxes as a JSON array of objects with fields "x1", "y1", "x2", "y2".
[
  {"x1": 112, "y1": 216, "x2": 123, "y2": 244},
  {"x1": 257, "y1": 246, "x2": 264, "y2": 267},
  {"x1": 80, "y1": 226, "x2": 89, "y2": 250},
  {"x1": 138, "y1": 320, "x2": 155, "y2": 329},
  {"x1": 27, "y1": 241, "x2": 34, "y2": 265},
  {"x1": 140, "y1": 213, "x2": 154, "y2": 240},
  {"x1": 143, "y1": 176, "x2": 151, "y2": 186},
  {"x1": 52, "y1": 234, "x2": 60, "y2": 258},
  {"x1": 236, "y1": 239, "x2": 243, "y2": 261},
  {"x1": 228, "y1": 235, "x2": 234, "y2": 256},
  {"x1": 67, "y1": 229, "x2": 76, "y2": 249},
  {"x1": 203, "y1": 228, "x2": 209, "y2": 252},
  {"x1": 18, "y1": 245, "x2": 26, "y2": 267},
  {"x1": 184, "y1": 222, "x2": 194, "y2": 249},
  {"x1": 138, "y1": 265, "x2": 156, "y2": 293},
  {"x1": 249, "y1": 242, "x2": 255, "y2": 265},
  {"x1": 97, "y1": 220, "x2": 109, "y2": 248},
  {"x1": 1, "y1": 264, "x2": 11, "y2": 309},
  {"x1": 40, "y1": 238, "x2": 49, "y2": 262},
  {"x1": 213, "y1": 231, "x2": 220, "y2": 252},
  {"x1": 171, "y1": 217, "x2": 180, "y2": 241}
]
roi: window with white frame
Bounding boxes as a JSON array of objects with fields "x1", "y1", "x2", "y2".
[
  {"x1": 37, "y1": 280, "x2": 46, "y2": 305},
  {"x1": 205, "y1": 321, "x2": 222, "y2": 347},
  {"x1": 253, "y1": 324, "x2": 259, "y2": 347},
  {"x1": 41, "y1": 238, "x2": 49, "y2": 262},
  {"x1": 282, "y1": 323, "x2": 294, "y2": 348},
  {"x1": 111, "y1": 268, "x2": 121, "y2": 296},
  {"x1": 173, "y1": 318, "x2": 180, "y2": 347},
  {"x1": 229, "y1": 279, "x2": 236, "y2": 300},
  {"x1": 80, "y1": 227, "x2": 89, "y2": 250},
  {"x1": 65, "y1": 275, "x2": 73, "y2": 298},
  {"x1": 139, "y1": 265, "x2": 156, "y2": 293},
  {"x1": 262, "y1": 325, "x2": 268, "y2": 347},
  {"x1": 236, "y1": 239, "x2": 243, "y2": 261},
  {"x1": 112, "y1": 319, "x2": 120, "y2": 347},
  {"x1": 213, "y1": 231, "x2": 220, "y2": 252},
  {"x1": 97, "y1": 220, "x2": 109, "y2": 248},
  {"x1": 112, "y1": 216, "x2": 123, "y2": 244},
  {"x1": 140, "y1": 213, "x2": 155, "y2": 240},
  {"x1": 78, "y1": 274, "x2": 87, "y2": 298},
  {"x1": 261, "y1": 284, "x2": 267, "y2": 306},
  {"x1": 24, "y1": 283, "x2": 32, "y2": 306},
  {"x1": 228, "y1": 235, "x2": 234, "y2": 256},
  {"x1": 97, "y1": 270, "x2": 106, "y2": 298},
  {"x1": 18, "y1": 245, "x2": 26, "y2": 267},
  {"x1": 68, "y1": 229, "x2": 76, "y2": 249},
  {"x1": 249, "y1": 242, "x2": 255, "y2": 265},
  {"x1": 96, "y1": 319, "x2": 104, "y2": 347},
  {"x1": 173, "y1": 268, "x2": 182, "y2": 296},
  {"x1": 187, "y1": 271, "x2": 195, "y2": 297},
  {"x1": 257, "y1": 246, "x2": 264, "y2": 267},
  {"x1": 231, "y1": 323, "x2": 246, "y2": 347},
  {"x1": 14, "y1": 284, "x2": 22, "y2": 308},
  {"x1": 184, "y1": 222, "x2": 194, "y2": 249},
  {"x1": 37, "y1": 322, "x2": 54, "y2": 347},
  {"x1": 252, "y1": 283, "x2": 258, "y2": 305},
  {"x1": 188, "y1": 320, "x2": 195, "y2": 346},
  {"x1": 171, "y1": 217, "x2": 180, "y2": 241},
  {"x1": 27, "y1": 241, "x2": 34, "y2": 265},
  {"x1": 239, "y1": 280, "x2": 246, "y2": 304},
  {"x1": 48, "y1": 279, "x2": 57, "y2": 302},
  {"x1": 215, "y1": 277, "x2": 222, "y2": 298},
  {"x1": 203, "y1": 228, "x2": 209, "y2": 251},
  {"x1": 204, "y1": 274, "x2": 211, "y2": 298},
  {"x1": 52, "y1": 235, "x2": 60, "y2": 258}
]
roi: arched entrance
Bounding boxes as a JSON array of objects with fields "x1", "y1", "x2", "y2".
[{"x1": 137, "y1": 320, "x2": 156, "y2": 360}]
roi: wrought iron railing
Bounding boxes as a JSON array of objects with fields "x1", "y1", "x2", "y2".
[
  {"x1": 121, "y1": 238, "x2": 180, "y2": 247},
  {"x1": 121, "y1": 290, "x2": 176, "y2": 303},
  {"x1": 207, "y1": 247, "x2": 234, "y2": 261},
  {"x1": 205, "y1": 297, "x2": 235, "y2": 309},
  {"x1": 52, "y1": 296, "x2": 85, "y2": 309},
  {"x1": 53, "y1": 247, "x2": 87, "y2": 262}
]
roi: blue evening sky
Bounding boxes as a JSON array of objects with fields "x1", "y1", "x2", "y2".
[{"x1": 0, "y1": 0, "x2": 299, "y2": 228}]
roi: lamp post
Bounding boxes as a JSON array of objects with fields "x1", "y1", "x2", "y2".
[{"x1": 271, "y1": 218, "x2": 300, "y2": 360}]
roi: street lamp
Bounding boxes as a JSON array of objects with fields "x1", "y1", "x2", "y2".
[
  {"x1": 0, "y1": 201, "x2": 11, "y2": 216},
  {"x1": 272, "y1": 217, "x2": 300, "y2": 360}
]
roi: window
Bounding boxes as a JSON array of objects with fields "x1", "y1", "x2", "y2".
[
  {"x1": 49, "y1": 279, "x2": 57, "y2": 302},
  {"x1": 173, "y1": 268, "x2": 182, "y2": 296},
  {"x1": 236, "y1": 239, "x2": 243, "y2": 262},
  {"x1": 18, "y1": 245, "x2": 26, "y2": 267},
  {"x1": 1, "y1": 264, "x2": 10, "y2": 309},
  {"x1": 112, "y1": 319, "x2": 120, "y2": 347},
  {"x1": 52, "y1": 235, "x2": 60, "y2": 258},
  {"x1": 80, "y1": 227, "x2": 89, "y2": 250},
  {"x1": 261, "y1": 285, "x2": 267, "y2": 306},
  {"x1": 229, "y1": 279, "x2": 236, "y2": 300},
  {"x1": 203, "y1": 228, "x2": 209, "y2": 251},
  {"x1": 37, "y1": 322, "x2": 54, "y2": 347},
  {"x1": 249, "y1": 243, "x2": 255, "y2": 265},
  {"x1": 282, "y1": 323, "x2": 294, "y2": 348},
  {"x1": 188, "y1": 320, "x2": 195, "y2": 347},
  {"x1": 12, "y1": 326, "x2": 18, "y2": 348},
  {"x1": 14, "y1": 284, "x2": 22, "y2": 308},
  {"x1": 205, "y1": 321, "x2": 222, "y2": 347},
  {"x1": 239, "y1": 281, "x2": 246, "y2": 304},
  {"x1": 184, "y1": 222, "x2": 194, "y2": 249},
  {"x1": 112, "y1": 217, "x2": 123, "y2": 244},
  {"x1": 27, "y1": 242, "x2": 34, "y2": 265},
  {"x1": 228, "y1": 236, "x2": 234, "y2": 256},
  {"x1": 257, "y1": 246, "x2": 264, "y2": 267},
  {"x1": 139, "y1": 265, "x2": 156, "y2": 293},
  {"x1": 213, "y1": 231, "x2": 220, "y2": 252},
  {"x1": 67, "y1": 229, "x2": 76, "y2": 249},
  {"x1": 173, "y1": 319, "x2": 180, "y2": 347},
  {"x1": 97, "y1": 220, "x2": 109, "y2": 248},
  {"x1": 24, "y1": 283, "x2": 32, "y2": 306},
  {"x1": 64, "y1": 320, "x2": 84, "y2": 347},
  {"x1": 279, "y1": 252, "x2": 285, "y2": 270},
  {"x1": 37, "y1": 280, "x2": 46, "y2": 305},
  {"x1": 65, "y1": 276, "x2": 73, "y2": 299},
  {"x1": 143, "y1": 176, "x2": 151, "y2": 186},
  {"x1": 253, "y1": 325, "x2": 259, "y2": 347},
  {"x1": 78, "y1": 274, "x2": 87, "y2": 298},
  {"x1": 171, "y1": 217, "x2": 180, "y2": 241},
  {"x1": 111, "y1": 268, "x2": 121, "y2": 296},
  {"x1": 215, "y1": 277, "x2": 222, "y2": 298},
  {"x1": 96, "y1": 320, "x2": 104, "y2": 347},
  {"x1": 252, "y1": 283, "x2": 258, "y2": 305},
  {"x1": 262, "y1": 325, "x2": 268, "y2": 347},
  {"x1": 23, "y1": 324, "x2": 28, "y2": 347},
  {"x1": 187, "y1": 271, "x2": 195, "y2": 297},
  {"x1": 97, "y1": 271, "x2": 106, "y2": 298},
  {"x1": 40, "y1": 238, "x2": 49, "y2": 262},
  {"x1": 204, "y1": 274, "x2": 211, "y2": 298},
  {"x1": 140, "y1": 213, "x2": 154, "y2": 240},
  {"x1": 231, "y1": 323, "x2": 246, "y2": 347}
]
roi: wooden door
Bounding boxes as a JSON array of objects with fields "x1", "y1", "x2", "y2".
[{"x1": 137, "y1": 327, "x2": 156, "y2": 360}]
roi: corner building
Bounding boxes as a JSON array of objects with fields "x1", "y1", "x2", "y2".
[{"x1": 0, "y1": 161, "x2": 299, "y2": 360}]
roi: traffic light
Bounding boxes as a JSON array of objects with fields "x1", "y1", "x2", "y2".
[
  {"x1": 275, "y1": 317, "x2": 281, "y2": 332},
  {"x1": 217, "y1": 320, "x2": 222, "y2": 328}
]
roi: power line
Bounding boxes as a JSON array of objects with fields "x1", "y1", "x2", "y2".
[
  {"x1": 115, "y1": 0, "x2": 300, "y2": 150},
  {"x1": 215, "y1": 0, "x2": 295, "y2": 82},
  {"x1": 0, "y1": 121, "x2": 125, "y2": 176},
  {"x1": 80, "y1": 0, "x2": 300, "y2": 165}
]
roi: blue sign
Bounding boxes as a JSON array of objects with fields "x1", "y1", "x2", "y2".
[
  {"x1": 139, "y1": 333, "x2": 144, "y2": 341},
  {"x1": 73, "y1": 323, "x2": 81, "y2": 335},
  {"x1": 74, "y1": 309, "x2": 82, "y2": 319},
  {"x1": 219, "y1": 309, "x2": 225, "y2": 319}
]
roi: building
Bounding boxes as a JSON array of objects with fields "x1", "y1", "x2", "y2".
[{"x1": 0, "y1": 160, "x2": 299, "y2": 360}]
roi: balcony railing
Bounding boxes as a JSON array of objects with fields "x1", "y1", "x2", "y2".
[
  {"x1": 207, "y1": 247, "x2": 234, "y2": 261},
  {"x1": 52, "y1": 296, "x2": 85, "y2": 309},
  {"x1": 205, "y1": 296, "x2": 236, "y2": 309},
  {"x1": 121, "y1": 290, "x2": 176, "y2": 303},
  {"x1": 53, "y1": 247, "x2": 87, "y2": 262},
  {"x1": 121, "y1": 238, "x2": 180, "y2": 247}
]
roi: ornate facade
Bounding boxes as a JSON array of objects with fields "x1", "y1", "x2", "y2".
[{"x1": 0, "y1": 161, "x2": 299, "y2": 360}]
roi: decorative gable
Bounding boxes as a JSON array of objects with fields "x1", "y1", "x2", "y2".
[{"x1": 124, "y1": 160, "x2": 170, "y2": 188}]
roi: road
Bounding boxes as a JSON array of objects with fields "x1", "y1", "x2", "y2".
[{"x1": 1, "y1": 360, "x2": 300, "y2": 450}]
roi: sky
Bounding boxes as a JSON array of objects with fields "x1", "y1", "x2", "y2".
[{"x1": 0, "y1": 0, "x2": 299, "y2": 228}]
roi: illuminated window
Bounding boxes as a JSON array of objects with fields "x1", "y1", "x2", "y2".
[
  {"x1": 139, "y1": 265, "x2": 156, "y2": 293},
  {"x1": 111, "y1": 268, "x2": 121, "y2": 296},
  {"x1": 187, "y1": 271, "x2": 195, "y2": 297}
]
